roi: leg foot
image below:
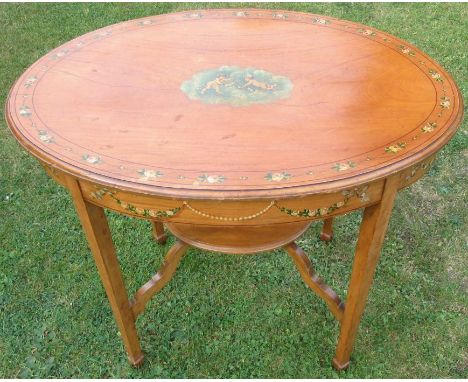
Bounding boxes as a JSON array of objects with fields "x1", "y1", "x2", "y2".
[
  {"x1": 320, "y1": 217, "x2": 334, "y2": 241},
  {"x1": 129, "y1": 353, "x2": 145, "y2": 367},
  {"x1": 332, "y1": 357, "x2": 350, "y2": 371},
  {"x1": 152, "y1": 221, "x2": 167, "y2": 244}
]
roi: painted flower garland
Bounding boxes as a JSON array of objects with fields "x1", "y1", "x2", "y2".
[{"x1": 90, "y1": 184, "x2": 370, "y2": 220}]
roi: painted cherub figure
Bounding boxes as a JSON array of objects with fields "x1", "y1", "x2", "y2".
[
  {"x1": 200, "y1": 75, "x2": 230, "y2": 94},
  {"x1": 241, "y1": 74, "x2": 276, "y2": 90}
]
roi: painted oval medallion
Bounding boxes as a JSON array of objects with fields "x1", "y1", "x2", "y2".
[{"x1": 181, "y1": 66, "x2": 293, "y2": 106}]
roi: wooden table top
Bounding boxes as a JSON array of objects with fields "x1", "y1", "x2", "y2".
[{"x1": 6, "y1": 9, "x2": 463, "y2": 199}]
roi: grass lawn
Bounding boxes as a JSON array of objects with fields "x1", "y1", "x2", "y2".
[{"x1": 0, "y1": 2, "x2": 467, "y2": 378}]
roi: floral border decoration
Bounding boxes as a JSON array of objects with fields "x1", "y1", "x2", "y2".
[
  {"x1": 265, "y1": 172, "x2": 291, "y2": 182},
  {"x1": 15, "y1": 9, "x2": 455, "y2": 189},
  {"x1": 402, "y1": 157, "x2": 435, "y2": 184},
  {"x1": 90, "y1": 184, "x2": 370, "y2": 221},
  {"x1": 275, "y1": 185, "x2": 369, "y2": 218},
  {"x1": 90, "y1": 188, "x2": 181, "y2": 218}
]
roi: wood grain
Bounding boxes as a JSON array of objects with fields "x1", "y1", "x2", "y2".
[
  {"x1": 152, "y1": 221, "x2": 167, "y2": 244},
  {"x1": 320, "y1": 218, "x2": 334, "y2": 241},
  {"x1": 65, "y1": 176, "x2": 144, "y2": 366},
  {"x1": 166, "y1": 220, "x2": 311, "y2": 254},
  {"x1": 5, "y1": 9, "x2": 463, "y2": 199},
  {"x1": 333, "y1": 174, "x2": 400, "y2": 370}
]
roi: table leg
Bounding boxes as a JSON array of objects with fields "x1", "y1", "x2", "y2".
[
  {"x1": 66, "y1": 177, "x2": 144, "y2": 366},
  {"x1": 152, "y1": 221, "x2": 167, "y2": 244},
  {"x1": 333, "y1": 175, "x2": 399, "y2": 370},
  {"x1": 320, "y1": 217, "x2": 334, "y2": 241}
]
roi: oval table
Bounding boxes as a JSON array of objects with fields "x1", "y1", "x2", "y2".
[{"x1": 5, "y1": 9, "x2": 463, "y2": 370}]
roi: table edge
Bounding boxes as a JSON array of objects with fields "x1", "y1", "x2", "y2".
[{"x1": 4, "y1": 9, "x2": 465, "y2": 200}]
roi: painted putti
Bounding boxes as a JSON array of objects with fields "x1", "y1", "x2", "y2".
[{"x1": 181, "y1": 66, "x2": 293, "y2": 107}]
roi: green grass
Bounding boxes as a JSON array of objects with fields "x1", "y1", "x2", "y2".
[{"x1": 0, "y1": 2, "x2": 467, "y2": 378}]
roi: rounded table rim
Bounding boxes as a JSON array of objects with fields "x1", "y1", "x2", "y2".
[{"x1": 4, "y1": 8, "x2": 465, "y2": 200}]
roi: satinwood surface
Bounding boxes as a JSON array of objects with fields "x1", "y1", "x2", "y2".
[{"x1": 6, "y1": 9, "x2": 463, "y2": 199}]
